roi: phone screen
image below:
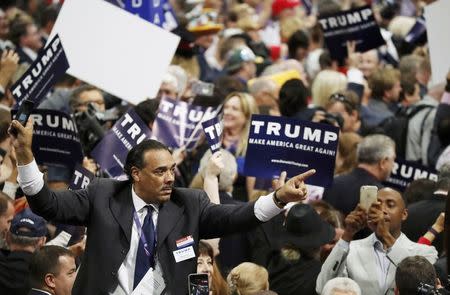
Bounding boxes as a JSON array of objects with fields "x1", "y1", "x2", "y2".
[
  {"x1": 188, "y1": 274, "x2": 209, "y2": 295},
  {"x1": 14, "y1": 100, "x2": 35, "y2": 125},
  {"x1": 10, "y1": 100, "x2": 35, "y2": 136}
]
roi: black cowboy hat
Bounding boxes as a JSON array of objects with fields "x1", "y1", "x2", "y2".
[{"x1": 279, "y1": 203, "x2": 335, "y2": 250}]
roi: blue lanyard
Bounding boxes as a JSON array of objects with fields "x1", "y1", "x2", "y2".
[{"x1": 133, "y1": 209, "x2": 157, "y2": 259}]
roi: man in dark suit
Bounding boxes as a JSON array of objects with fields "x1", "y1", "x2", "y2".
[
  {"x1": 10, "y1": 118, "x2": 315, "y2": 295},
  {"x1": 28, "y1": 245, "x2": 76, "y2": 295},
  {"x1": 9, "y1": 20, "x2": 42, "y2": 65},
  {"x1": 323, "y1": 134, "x2": 396, "y2": 216}
]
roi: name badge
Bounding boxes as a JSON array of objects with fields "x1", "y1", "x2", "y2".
[
  {"x1": 132, "y1": 267, "x2": 165, "y2": 295},
  {"x1": 176, "y1": 235, "x2": 194, "y2": 249},
  {"x1": 173, "y1": 246, "x2": 195, "y2": 263}
]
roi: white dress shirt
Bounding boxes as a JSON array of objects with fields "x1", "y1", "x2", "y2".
[
  {"x1": 17, "y1": 159, "x2": 284, "y2": 295},
  {"x1": 111, "y1": 188, "x2": 162, "y2": 295}
]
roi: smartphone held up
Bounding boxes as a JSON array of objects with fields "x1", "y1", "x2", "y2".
[
  {"x1": 10, "y1": 99, "x2": 35, "y2": 136},
  {"x1": 359, "y1": 185, "x2": 378, "y2": 211},
  {"x1": 188, "y1": 273, "x2": 209, "y2": 295}
]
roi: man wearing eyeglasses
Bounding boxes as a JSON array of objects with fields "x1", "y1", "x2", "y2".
[{"x1": 69, "y1": 85, "x2": 105, "y2": 114}]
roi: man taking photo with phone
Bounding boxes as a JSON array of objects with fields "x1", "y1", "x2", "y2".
[{"x1": 316, "y1": 188, "x2": 438, "y2": 295}]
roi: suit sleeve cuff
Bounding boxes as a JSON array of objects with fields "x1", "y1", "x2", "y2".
[
  {"x1": 254, "y1": 192, "x2": 284, "y2": 222},
  {"x1": 17, "y1": 159, "x2": 44, "y2": 196}
]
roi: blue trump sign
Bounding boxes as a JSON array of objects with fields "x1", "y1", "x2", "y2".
[
  {"x1": 106, "y1": 0, "x2": 177, "y2": 30},
  {"x1": 91, "y1": 108, "x2": 152, "y2": 178},
  {"x1": 319, "y1": 6, "x2": 385, "y2": 61},
  {"x1": 244, "y1": 115, "x2": 339, "y2": 188},
  {"x1": 29, "y1": 109, "x2": 83, "y2": 170},
  {"x1": 153, "y1": 97, "x2": 219, "y2": 150},
  {"x1": 384, "y1": 158, "x2": 437, "y2": 192},
  {"x1": 69, "y1": 163, "x2": 95, "y2": 190},
  {"x1": 11, "y1": 34, "x2": 69, "y2": 106},
  {"x1": 201, "y1": 117, "x2": 222, "y2": 153}
]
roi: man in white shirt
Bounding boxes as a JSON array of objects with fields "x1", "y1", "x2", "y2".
[{"x1": 9, "y1": 118, "x2": 315, "y2": 295}]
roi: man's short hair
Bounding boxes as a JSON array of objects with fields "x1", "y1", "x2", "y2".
[
  {"x1": 29, "y1": 245, "x2": 75, "y2": 289},
  {"x1": 40, "y1": 5, "x2": 59, "y2": 28},
  {"x1": 357, "y1": 134, "x2": 396, "y2": 165},
  {"x1": 369, "y1": 68, "x2": 401, "y2": 98},
  {"x1": 322, "y1": 277, "x2": 362, "y2": 295},
  {"x1": 9, "y1": 20, "x2": 32, "y2": 46},
  {"x1": 123, "y1": 139, "x2": 170, "y2": 180},
  {"x1": 133, "y1": 99, "x2": 160, "y2": 127},
  {"x1": 0, "y1": 191, "x2": 12, "y2": 216},
  {"x1": 69, "y1": 84, "x2": 101, "y2": 112},
  {"x1": 395, "y1": 256, "x2": 437, "y2": 295}
]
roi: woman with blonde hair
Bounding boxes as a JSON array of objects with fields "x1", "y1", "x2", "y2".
[
  {"x1": 311, "y1": 70, "x2": 347, "y2": 108},
  {"x1": 335, "y1": 132, "x2": 363, "y2": 176},
  {"x1": 227, "y1": 262, "x2": 269, "y2": 295},
  {"x1": 222, "y1": 92, "x2": 259, "y2": 200},
  {"x1": 222, "y1": 92, "x2": 259, "y2": 157}
]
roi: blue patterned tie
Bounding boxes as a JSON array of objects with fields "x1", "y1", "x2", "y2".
[{"x1": 133, "y1": 205, "x2": 156, "y2": 289}]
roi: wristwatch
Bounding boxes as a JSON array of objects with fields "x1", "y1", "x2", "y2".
[{"x1": 273, "y1": 188, "x2": 287, "y2": 208}]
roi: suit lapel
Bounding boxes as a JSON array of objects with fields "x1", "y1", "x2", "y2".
[
  {"x1": 109, "y1": 183, "x2": 134, "y2": 243},
  {"x1": 157, "y1": 191, "x2": 185, "y2": 249}
]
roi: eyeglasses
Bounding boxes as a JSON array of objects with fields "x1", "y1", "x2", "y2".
[{"x1": 329, "y1": 93, "x2": 356, "y2": 110}]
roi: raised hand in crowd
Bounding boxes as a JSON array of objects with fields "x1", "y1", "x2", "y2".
[
  {"x1": 68, "y1": 235, "x2": 86, "y2": 258},
  {"x1": 274, "y1": 169, "x2": 316, "y2": 206},
  {"x1": 342, "y1": 205, "x2": 367, "y2": 242},
  {"x1": 172, "y1": 146, "x2": 186, "y2": 165},
  {"x1": 368, "y1": 201, "x2": 396, "y2": 249},
  {"x1": 421, "y1": 212, "x2": 446, "y2": 244},
  {"x1": 0, "y1": 49, "x2": 19, "y2": 89},
  {"x1": 203, "y1": 151, "x2": 223, "y2": 204},
  {"x1": 8, "y1": 118, "x2": 34, "y2": 165},
  {"x1": 82, "y1": 156, "x2": 98, "y2": 175},
  {"x1": 346, "y1": 40, "x2": 362, "y2": 69}
]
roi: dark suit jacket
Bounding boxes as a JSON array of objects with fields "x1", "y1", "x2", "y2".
[
  {"x1": 216, "y1": 192, "x2": 251, "y2": 275},
  {"x1": 27, "y1": 178, "x2": 260, "y2": 295},
  {"x1": 322, "y1": 167, "x2": 384, "y2": 216},
  {"x1": 0, "y1": 249, "x2": 33, "y2": 295},
  {"x1": 268, "y1": 253, "x2": 321, "y2": 295},
  {"x1": 402, "y1": 192, "x2": 447, "y2": 254},
  {"x1": 247, "y1": 213, "x2": 285, "y2": 268}
]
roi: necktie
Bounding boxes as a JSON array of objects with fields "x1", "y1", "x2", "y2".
[{"x1": 133, "y1": 205, "x2": 156, "y2": 289}]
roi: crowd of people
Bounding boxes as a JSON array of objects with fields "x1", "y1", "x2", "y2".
[{"x1": 0, "y1": 0, "x2": 450, "y2": 294}]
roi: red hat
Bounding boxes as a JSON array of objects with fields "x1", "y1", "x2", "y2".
[{"x1": 272, "y1": 0, "x2": 301, "y2": 17}]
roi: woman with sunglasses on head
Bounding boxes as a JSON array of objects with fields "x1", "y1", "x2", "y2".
[{"x1": 325, "y1": 90, "x2": 374, "y2": 136}]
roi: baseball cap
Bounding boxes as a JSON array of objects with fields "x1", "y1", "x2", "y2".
[
  {"x1": 10, "y1": 208, "x2": 47, "y2": 238},
  {"x1": 187, "y1": 9, "x2": 224, "y2": 35},
  {"x1": 272, "y1": 0, "x2": 301, "y2": 17},
  {"x1": 224, "y1": 46, "x2": 263, "y2": 73}
]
